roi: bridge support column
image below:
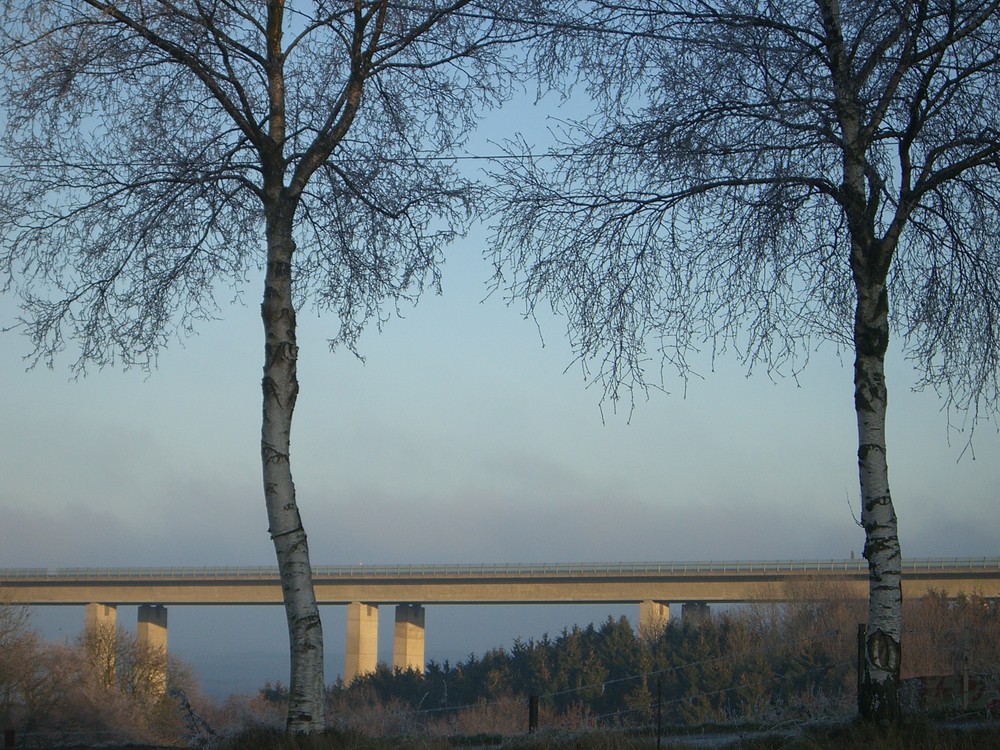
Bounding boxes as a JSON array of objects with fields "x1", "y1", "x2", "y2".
[
  {"x1": 638, "y1": 600, "x2": 670, "y2": 640},
  {"x1": 84, "y1": 603, "x2": 118, "y2": 687},
  {"x1": 137, "y1": 605, "x2": 168, "y2": 697},
  {"x1": 345, "y1": 602, "x2": 378, "y2": 684},
  {"x1": 393, "y1": 604, "x2": 425, "y2": 673},
  {"x1": 682, "y1": 602, "x2": 710, "y2": 627}
]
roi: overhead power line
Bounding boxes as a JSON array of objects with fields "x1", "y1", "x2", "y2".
[{"x1": 0, "y1": 149, "x2": 636, "y2": 171}]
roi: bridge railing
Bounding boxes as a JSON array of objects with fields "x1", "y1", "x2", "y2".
[{"x1": 1, "y1": 557, "x2": 997, "y2": 580}]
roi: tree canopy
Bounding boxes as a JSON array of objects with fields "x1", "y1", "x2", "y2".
[
  {"x1": 1, "y1": 0, "x2": 531, "y2": 370},
  {"x1": 492, "y1": 0, "x2": 1000, "y2": 414}
]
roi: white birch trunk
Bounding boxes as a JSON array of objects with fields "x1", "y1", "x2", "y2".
[
  {"x1": 824, "y1": 0, "x2": 906, "y2": 706},
  {"x1": 854, "y1": 276, "x2": 902, "y2": 723},
  {"x1": 261, "y1": 201, "x2": 325, "y2": 732}
]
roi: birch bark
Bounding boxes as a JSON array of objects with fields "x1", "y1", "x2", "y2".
[
  {"x1": 854, "y1": 267, "x2": 902, "y2": 722},
  {"x1": 818, "y1": 0, "x2": 904, "y2": 719},
  {"x1": 261, "y1": 197, "x2": 325, "y2": 732},
  {"x1": 256, "y1": 3, "x2": 324, "y2": 731}
]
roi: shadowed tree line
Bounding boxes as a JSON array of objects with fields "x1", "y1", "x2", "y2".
[
  {"x1": 332, "y1": 610, "x2": 856, "y2": 728},
  {"x1": 307, "y1": 589, "x2": 999, "y2": 731}
]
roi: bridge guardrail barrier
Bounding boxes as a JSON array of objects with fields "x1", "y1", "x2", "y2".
[{"x1": 1, "y1": 557, "x2": 997, "y2": 581}]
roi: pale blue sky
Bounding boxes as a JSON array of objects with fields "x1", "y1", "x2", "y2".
[{"x1": 7, "y1": 240, "x2": 997, "y2": 569}]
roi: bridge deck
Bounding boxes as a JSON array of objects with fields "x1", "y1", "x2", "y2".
[{"x1": 2, "y1": 558, "x2": 997, "y2": 606}]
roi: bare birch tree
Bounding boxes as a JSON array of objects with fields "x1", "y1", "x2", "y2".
[
  {"x1": 0, "y1": 599, "x2": 34, "y2": 728},
  {"x1": 0, "y1": 0, "x2": 530, "y2": 732},
  {"x1": 490, "y1": 0, "x2": 1000, "y2": 722}
]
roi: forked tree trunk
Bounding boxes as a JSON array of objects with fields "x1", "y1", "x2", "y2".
[
  {"x1": 854, "y1": 274, "x2": 902, "y2": 723},
  {"x1": 261, "y1": 198, "x2": 325, "y2": 732}
]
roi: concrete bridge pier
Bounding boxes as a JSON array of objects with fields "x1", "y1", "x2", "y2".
[
  {"x1": 137, "y1": 604, "x2": 168, "y2": 697},
  {"x1": 84, "y1": 603, "x2": 118, "y2": 687},
  {"x1": 345, "y1": 602, "x2": 427, "y2": 683},
  {"x1": 393, "y1": 604, "x2": 425, "y2": 673},
  {"x1": 85, "y1": 602, "x2": 118, "y2": 634},
  {"x1": 84, "y1": 603, "x2": 168, "y2": 696},
  {"x1": 345, "y1": 602, "x2": 379, "y2": 684},
  {"x1": 638, "y1": 600, "x2": 670, "y2": 640}
]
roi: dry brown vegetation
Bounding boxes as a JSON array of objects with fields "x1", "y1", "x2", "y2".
[{"x1": 0, "y1": 599, "x2": 208, "y2": 746}]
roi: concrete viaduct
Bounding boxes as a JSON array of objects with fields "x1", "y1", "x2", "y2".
[{"x1": 2, "y1": 557, "x2": 998, "y2": 686}]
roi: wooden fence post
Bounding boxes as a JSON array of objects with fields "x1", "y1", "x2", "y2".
[{"x1": 528, "y1": 695, "x2": 539, "y2": 733}]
